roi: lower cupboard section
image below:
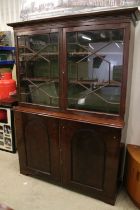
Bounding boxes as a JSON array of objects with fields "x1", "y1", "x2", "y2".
[{"x1": 14, "y1": 111, "x2": 122, "y2": 205}]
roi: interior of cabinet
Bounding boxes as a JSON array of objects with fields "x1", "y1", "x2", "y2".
[
  {"x1": 66, "y1": 28, "x2": 123, "y2": 114},
  {"x1": 18, "y1": 32, "x2": 60, "y2": 107}
]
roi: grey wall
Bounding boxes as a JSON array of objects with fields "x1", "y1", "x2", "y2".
[
  {"x1": 0, "y1": 0, "x2": 21, "y2": 31},
  {"x1": 126, "y1": 21, "x2": 140, "y2": 145}
]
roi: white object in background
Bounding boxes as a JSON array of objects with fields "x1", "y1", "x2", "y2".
[{"x1": 20, "y1": 0, "x2": 140, "y2": 21}]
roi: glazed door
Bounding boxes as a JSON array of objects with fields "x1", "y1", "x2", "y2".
[
  {"x1": 17, "y1": 30, "x2": 60, "y2": 108},
  {"x1": 61, "y1": 120, "x2": 121, "y2": 204},
  {"x1": 63, "y1": 25, "x2": 125, "y2": 115},
  {"x1": 14, "y1": 111, "x2": 60, "y2": 182}
]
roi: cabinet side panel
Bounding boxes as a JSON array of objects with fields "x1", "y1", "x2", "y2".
[{"x1": 14, "y1": 111, "x2": 27, "y2": 173}]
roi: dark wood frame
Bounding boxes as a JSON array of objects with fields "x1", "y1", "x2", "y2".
[
  {"x1": 8, "y1": 7, "x2": 140, "y2": 205},
  {"x1": 8, "y1": 7, "x2": 139, "y2": 128},
  {"x1": 62, "y1": 23, "x2": 130, "y2": 117}
]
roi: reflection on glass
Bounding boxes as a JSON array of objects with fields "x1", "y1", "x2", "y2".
[
  {"x1": 67, "y1": 29, "x2": 124, "y2": 114},
  {"x1": 18, "y1": 33, "x2": 59, "y2": 107}
]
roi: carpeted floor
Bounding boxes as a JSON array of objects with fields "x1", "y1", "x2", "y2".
[{"x1": 0, "y1": 151, "x2": 139, "y2": 210}]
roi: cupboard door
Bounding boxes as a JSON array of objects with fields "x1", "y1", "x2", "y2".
[
  {"x1": 61, "y1": 120, "x2": 121, "y2": 204},
  {"x1": 14, "y1": 111, "x2": 60, "y2": 182}
]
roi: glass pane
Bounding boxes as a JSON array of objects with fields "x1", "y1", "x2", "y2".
[
  {"x1": 67, "y1": 29, "x2": 124, "y2": 114},
  {"x1": 18, "y1": 33, "x2": 59, "y2": 107}
]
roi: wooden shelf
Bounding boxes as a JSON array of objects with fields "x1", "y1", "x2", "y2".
[
  {"x1": 68, "y1": 52, "x2": 91, "y2": 55},
  {"x1": 69, "y1": 80, "x2": 121, "y2": 85},
  {"x1": 20, "y1": 52, "x2": 59, "y2": 56},
  {"x1": 22, "y1": 77, "x2": 59, "y2": 82},
  {"x1": 21, "y1": 77, "x2": 120, "y2": 86}
]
